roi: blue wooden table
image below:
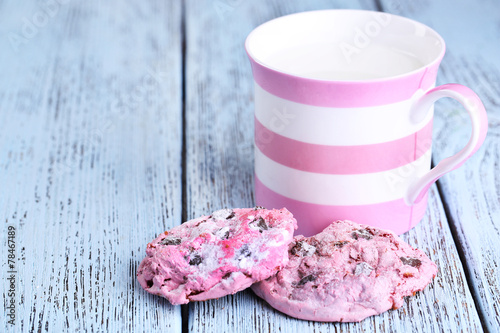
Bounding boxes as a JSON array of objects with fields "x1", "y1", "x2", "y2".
[{"x1": 1, "y1": 1, "x2": 499, "y2": 332}]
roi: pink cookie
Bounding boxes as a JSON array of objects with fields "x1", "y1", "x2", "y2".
[
  {"x1": 251, "y1": 220, "x2": 437, "y2": 322},
  {"x1": 137, "y1": 207, "x2": 297, "y2": 305}
]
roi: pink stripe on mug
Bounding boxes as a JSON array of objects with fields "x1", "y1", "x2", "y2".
[
  {"x1": 246, "y1": 10, "x2": 488, "y2": 236},
  {"x1": 248, "y1": 55, "x2": 438, "y2": 108},
  {"x1": 255, "y1": 176, "x2": 428, "y2": 235},
  {"x1": 255, "y1": 116, "x2": 433, "y2": 174}
]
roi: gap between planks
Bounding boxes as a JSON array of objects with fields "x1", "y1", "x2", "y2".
[{"x1": 180, "y1": 0, "x2": 189, "y2": 332}]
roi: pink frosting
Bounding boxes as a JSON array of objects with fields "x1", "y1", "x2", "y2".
[
  {"x1": 137, "y1": 207, "x2": 297, "y2": 305},
  {"x1": 252, "y1": 220, "x2": 437, "y2": 322}
]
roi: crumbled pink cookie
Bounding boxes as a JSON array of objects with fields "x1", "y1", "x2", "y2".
[
  {"x1": 251, "y1": 220, "x2": 437, "y2": 322},
  {"x1": 137, "y1": 207, "x2": 297, "y2": 305}
]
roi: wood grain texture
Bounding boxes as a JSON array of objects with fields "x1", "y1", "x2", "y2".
[
  {"x1": 1, "y1": 0, "x2": 495, "y2": 332},
  {"x1": 379, "y1": 1, "x2": 500, "y2": 330},
  {"x1": 0, "y1": 1, "x2": 183, "y2": 332},
  {"x1": 184, "y1": 0, "x2": 482, "y2": 331}
]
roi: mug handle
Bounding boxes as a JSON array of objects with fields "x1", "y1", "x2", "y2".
[{"x1": 405, "y1": 84, "x2": 488, "y2": 205}]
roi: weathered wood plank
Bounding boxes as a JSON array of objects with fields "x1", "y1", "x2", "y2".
[
  {"x1": 185, "y1": 0, "x2": 482, "y2": 331},
  {"x1": 0, "y1": 1, "x2": 183, "y2": 332},
  {"x1": 378, "y1": 1, "x2": 500, "y2": 330}
]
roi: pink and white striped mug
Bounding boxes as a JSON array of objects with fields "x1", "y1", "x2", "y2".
[{"x1": 246, "y1": 10, "x2": 488, "y2": 236}]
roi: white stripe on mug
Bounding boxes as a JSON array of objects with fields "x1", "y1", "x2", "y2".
[
  {"x1": 255, "y1": 147, "x2": 432, "y2": 206},
  {"x1": 255, "y1": 83, "x2": 434, "y2": 146}
]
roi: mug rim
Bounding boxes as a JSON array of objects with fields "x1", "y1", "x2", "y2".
[{"x1": 245, "y1": 9, "x2": 446, "y2": 83}]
